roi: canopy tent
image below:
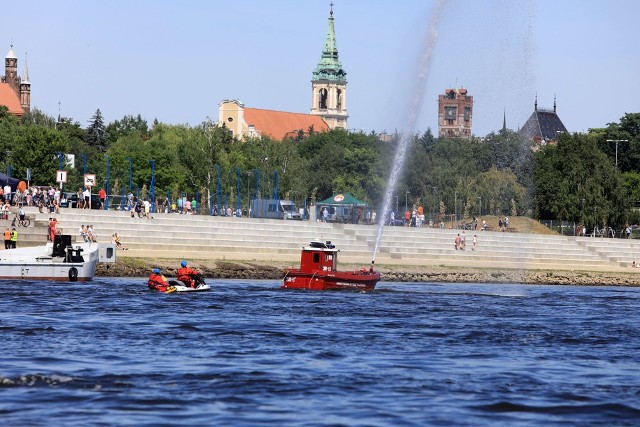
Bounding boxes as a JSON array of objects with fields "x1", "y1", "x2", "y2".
[
  {"x1": 317, "y1": 193, "x2": 368, "y2": 207},
  {"x1": 316, "y1": 193, "x2": 370, "y2": 224},
  {"x1": 0, "y1": 172, "x2": 21, "y2": 191}
]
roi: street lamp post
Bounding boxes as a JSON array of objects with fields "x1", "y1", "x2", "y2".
[
  {"x1": 432, "y1": 187, "x2": 437, "y2": 224},
  {"x1": 149, "y1": 160, "x2": 155, "y2": 213},
  {"x1": 606, "y1": 139, "x2": 628, "y2": 168},
  {"x1": 105, "y1": 155, "x2": 110, "y2": 210},
  {"x1": 454, "y1": 191, "x2": 458, "y2": 226},
  {"x1": 126, "y1": 157, "x2": 132, "y2": 193},
  {"x1": 477, "y1": 196, "x2": 482, "y2": 216},
  {"x1": 405, "y1": 191, "x2": 410, "y2": 216},
  {"x1": 395, "y1": 196, "x2": 399, "y2": 216}
]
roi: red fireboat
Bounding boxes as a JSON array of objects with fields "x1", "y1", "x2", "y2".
[{"x1": 282, "y1": 240, "x2": 380, "y2": 291}]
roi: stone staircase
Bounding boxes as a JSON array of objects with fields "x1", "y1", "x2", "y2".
[{"x1": 11, "y1": 206, "x2": 640, "y2": 273}]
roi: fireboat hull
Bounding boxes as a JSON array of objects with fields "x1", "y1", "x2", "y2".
[{"x1": 283, "y1": 270, "x2": 380, "y2": 291}]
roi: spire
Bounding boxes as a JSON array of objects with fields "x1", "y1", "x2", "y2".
[
  {"x1": 502, "y1": 108, "x2": 506, "y2": 131},
  {"x1": 534, "y1": 94, "x2": 537, "y2": 111},
  {"x1": 22, "y1": 52, "x2": 30, "y2": 84},
  {"x1": 312, "y1": 3, "x2": 346, "y2": 82},
  {"x1": 553, "y1": 94, "x2": 557, "y2": 112},
  {"x1": 6, "y1": 44, "x2": 17, "y2": 59}
]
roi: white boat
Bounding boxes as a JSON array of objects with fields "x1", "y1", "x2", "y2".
[
  {"x1": 170, "y1": 282, "x2": 211, "y2": 292},
  {"x1": 0, "y1": 235, "x2": 116, "y2": 282}
]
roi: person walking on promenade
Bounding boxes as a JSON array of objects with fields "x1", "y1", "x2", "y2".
[
  {"x1": 455, "y1": 233, "x2": 461, "y2": 250},
  {"x1": 472, "y1": 234, "x2": 477, "y2": 251},
  {"x1": 461, "y1": 230, "x2": 467, "y2": 250}
]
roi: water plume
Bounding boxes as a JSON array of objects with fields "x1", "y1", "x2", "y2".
[{"x1": 372, "y1": 0, "x2": 449, "y2": 262}]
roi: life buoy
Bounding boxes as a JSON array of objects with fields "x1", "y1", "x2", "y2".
[{"x1": 68, "y1": 267, "x2": 78, "y2": 282}]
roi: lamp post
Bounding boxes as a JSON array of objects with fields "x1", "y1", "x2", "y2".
[
  {"x1": 605, "y1": 139, "x2": 628, "y2": 168},
  {"x1": 454, "y1": 191, "x2": 458, "y2": 226},
  {"x1": 149, "y1": 160, "x2": 155, "y2": 213},
  {"x1": 105, "y1": 155, "x2": 110, "y2": 210},
  {"x1": 432, "y1": 187, "x2": 437, "y2": 224},
  {"x1": 395, "y1": 195, "x2": 399, "y2": 216},
  {"x1": 57, "y1": 152, "x2": 64, "y2": 191},
  {"x1": 405, "y1": 191, "x2": 410, "y2": 215},
  {"x1": 126, "y1": 157, "x2": 132, "y2": 193},
  {"x1": 247, "y1": 171, "x2": 252, "y2": 214},
  {"x1": 477, "y1": 196, "x2": 482, "y2": 216}
]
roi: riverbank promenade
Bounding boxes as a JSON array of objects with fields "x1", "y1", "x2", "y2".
[{"x1": 10, "y1": 207, "x2": 640, "y2": 273}]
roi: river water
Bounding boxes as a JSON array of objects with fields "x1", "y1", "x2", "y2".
[{"x1": 2, "y1": 279, "x2": 639, "y2": 426}]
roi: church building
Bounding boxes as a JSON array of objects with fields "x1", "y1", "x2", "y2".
[
  {"x1": 218, "y1": 4, "x2": 346, "y2": 140},
  {"x1": 0, "y1": 45, "x2": 31, "y2": 117},
  {"x1": 518, "y1": 96, "x2": 567, "y2": 148},
  {"x1": 309, "y1": 3, "x2": 348, "y2": 129}
]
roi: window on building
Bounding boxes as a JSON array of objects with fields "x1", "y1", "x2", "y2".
[
  {"x1": 319, "y1": 89, "x2": 328, "y2": 109},
  {"x1": 336, "y1": 89, "x2": 342, "y2": 110}
]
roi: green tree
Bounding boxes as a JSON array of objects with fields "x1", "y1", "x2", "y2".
[{"x1": 85, "y1": 109, "x2": 109, "y2": 152}]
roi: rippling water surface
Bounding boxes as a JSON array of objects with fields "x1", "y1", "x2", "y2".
[{"x1": 2, "y1": 279, "x2": 640, "y2": 426}]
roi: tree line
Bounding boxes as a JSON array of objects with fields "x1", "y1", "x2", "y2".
[{"x1": 0, "y1": 106, "x2": 638, "y2": 228}]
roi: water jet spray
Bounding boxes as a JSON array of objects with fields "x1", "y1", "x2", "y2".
[{"x1": 372, "y1": 0, "x2": 449, "y2": 263}]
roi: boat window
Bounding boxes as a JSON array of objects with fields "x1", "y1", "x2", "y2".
[{"x1": 313, "y1": 253, "x2": 319, "y2": 263}]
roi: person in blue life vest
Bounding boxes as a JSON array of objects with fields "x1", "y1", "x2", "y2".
[
  {"x1": 148, "y1": 268, "x2": 170, "y2": 292},
  {"x1": 176, "y1": 260, "x2": 199, "y2": 288}
]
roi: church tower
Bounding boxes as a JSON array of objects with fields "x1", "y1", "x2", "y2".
[
  {"x1": 4, "y1": 45, "x2": 19, "y2": 92},
  {"x1": 310, "y1": 3, "x2": 348, "y2": 130},
  {"x1": 19, "y1": 52, "x2": 31, "y2": 113}
]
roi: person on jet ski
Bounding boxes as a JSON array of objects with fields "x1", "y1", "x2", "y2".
[
  {"x1": 176, "y1": 260, "x2": 200, "y2": 288},
  {"x1": 148, "y1": 268, "x2": 171, "y2": 292}
]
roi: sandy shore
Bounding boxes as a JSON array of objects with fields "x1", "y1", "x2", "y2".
[{"x1": 96, "y1": 257, "x2": 640, "y2": 286}]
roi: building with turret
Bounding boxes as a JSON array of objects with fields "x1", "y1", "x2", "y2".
[
  {"x1": 518, "y1": 96, "x2": 567, "y2": 148},
  {"x1": 0, "y1": 45, "x2": 31, "y2": 117},
  {"x1": 437, "y1": 87, "x2": 473, "y2": 138},
  {"x1": 310, "y1": 4, "x2": 348, "y2": 130}
]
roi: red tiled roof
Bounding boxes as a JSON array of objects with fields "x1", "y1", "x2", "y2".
[
  {"x1": 244, "y1": 107, "x2": 329, "y2": 140},
  {"x1": 0, "y1": 83, "x2": 23, "y2": 116}
]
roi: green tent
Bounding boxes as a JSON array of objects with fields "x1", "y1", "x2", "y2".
[
  {"x1": 316, "y1": 193, "x2": 369, "y2": 223},
  {"x1": 317, "y1": 193, "x2": 367, "y2": 206}
]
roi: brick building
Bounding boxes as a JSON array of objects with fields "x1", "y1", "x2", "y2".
[
  {"x1": 437, "y1": 87, "x2": 473, "y2": 138},
  {"x1": 0, "y1": 45, "x2": 31, "y2": 117}
]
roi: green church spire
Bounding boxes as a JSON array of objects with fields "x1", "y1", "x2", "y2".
[{"x1": 312, "y1": 3, "x2": 347, "y2": 82}]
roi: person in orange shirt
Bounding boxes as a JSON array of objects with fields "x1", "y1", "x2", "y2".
[
  {"x1": 48, "y1": 218, "x2": 57, "y2": 242},
  {"x1": 98, "y1": 188, "x2": 106, "y2": 209},
  {"x1": 177, "y1": 260, "x2": 199, "y2": 288},
  {"x1": 404, "y1": 210, "x2": 411, "y2": 226},
  {"x1": 4, "y1": 227, "x2": 11, "y2": 249}
]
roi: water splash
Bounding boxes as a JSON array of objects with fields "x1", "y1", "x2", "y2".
[{"x1": 372, "y1": 0, "x2": 449, "y2": 263}]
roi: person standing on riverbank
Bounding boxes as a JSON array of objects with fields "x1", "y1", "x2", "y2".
[
  {"x1": 10, "y1": 227, "x2": 17, "y2": 249},
  {"x1": 4, "y1": 227, "x2": 11, "y2": 249},
  {"x1": 472, "y1": 234, "x2": 477, "y2": 251}
]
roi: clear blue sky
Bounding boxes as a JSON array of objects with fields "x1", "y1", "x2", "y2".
[{"x1": 2, "y1": 0, "x2": 638, "y2": 136}]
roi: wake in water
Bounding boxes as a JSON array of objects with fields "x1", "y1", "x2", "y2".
[{"x1": 372, "y1": 0, "x2": 449, "y2": 262}]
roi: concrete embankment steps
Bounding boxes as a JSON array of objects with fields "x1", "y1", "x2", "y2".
[{"x1": 12, "y1": 206, "x2": 640, "y2": 273}]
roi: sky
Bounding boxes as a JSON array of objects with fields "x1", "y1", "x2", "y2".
[{"x1": 2, "y1": 0, "x2": 639, "y2": 136}]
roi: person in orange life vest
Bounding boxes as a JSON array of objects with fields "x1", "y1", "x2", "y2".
[
  {"x1": 148, "y1": 268, "x2": 170, "y2": 292},
  {"x1": 176, "y1": 260, "x2": 199, "y2": 288}
]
